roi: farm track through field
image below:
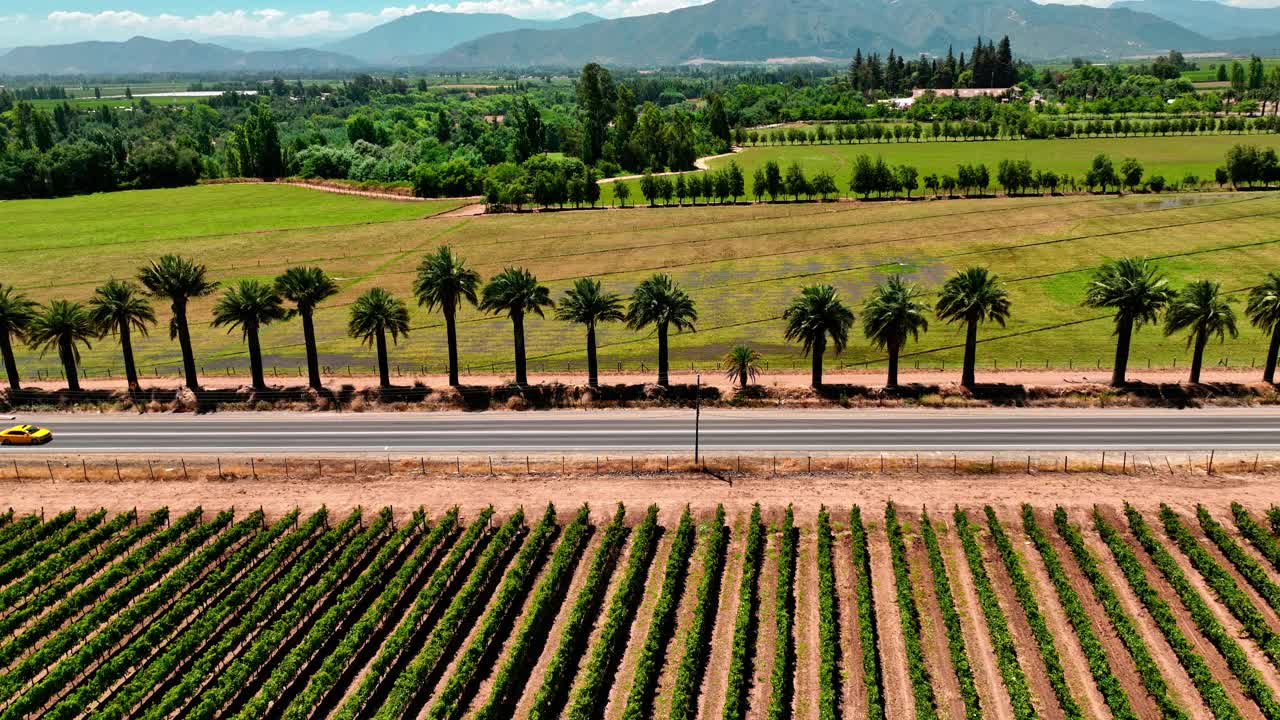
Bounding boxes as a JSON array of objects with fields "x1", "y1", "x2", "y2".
[{"x1": 16, "y1": 503, "x2": 1280, "y2": 719}]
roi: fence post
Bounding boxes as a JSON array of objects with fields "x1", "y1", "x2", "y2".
[
  {"x1": 116, "y1": 459, "x2": 122, "y2": 482},
  {"x1": 1100, "y1": 451, "x2": 1106, "y2": 473},
  {"x1": 421, "y1": 457, "x2": 426, "y2": 475},
  {"x1": 251, "y1": 457, "x2": 257, "y2": 480},
  {"x1": 216, "y1": 457, "x2": 222, "y2": 479},
  {"x1": 181, "y1": 458, "x2": 188, "y2": 481},
  {"x1": 489, "y1": 456, "x2": 494, "y2": 476},
  {"x1": 11, "y1": 459, "x2": 17, "y2": 481},
  {"x1": 147, "y1": 459, "x2": 155, "y2": 481},
  {"x1": 1208, "y1": 449, "x2": 1215, "y2": 476},
  {"x1": 47, "y1": 460, "x2": 53, "y2": 481}
]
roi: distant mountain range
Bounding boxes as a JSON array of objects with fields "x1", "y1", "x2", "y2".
[
  {"x1": 323, "y1": 11, "x2": 603, "y2": 65},
  {"x1": 0, "y1": 36, "x2": 363, "y2": 75},
  {"x1": 4, "y1": 1, "x2": 1280, "y2": 75},
  {"x1": 1114, "y1": 0, "x2": 1280, "y2": 41},
  {"x1": 431, "y1": 0, "x2": 1211, "y2": 66}
]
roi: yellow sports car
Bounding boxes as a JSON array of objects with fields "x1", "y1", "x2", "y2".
[{"x1": 0, "y1": 425, "x2": 52, "y2": 446}]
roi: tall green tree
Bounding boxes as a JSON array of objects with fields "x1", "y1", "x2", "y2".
[
  {"x1": 211, "y1": 280, "x2": 290, "y2": 391},
  {"x1": 862, "y1": 276, "x2": 930, "y2": 388},
  {"x1": 707, "y1": 94, "x2": 731, "y2": 146},
  {"x1": 510, "y1": 95, "x2": 545, "y2": 163},
  {"x1": 481, "y1": 267, "x2": 553, "y2": 386},
  {"x1": 720, "y1": 344, "x2": 762, "y2": 389},
  {"x1": 88, "y1": 279, "x2": 155, "y2": 392},
  {"x1": 414, "y1": 246, "x2": 481, "y2": 386},
  {"x1": 1082, "y1": 258, "x2": 1173, "y2": 386},
  {"x1": 26, "y1": 300, "x2": 95, "y2": 393},
  {"x1": 784, "y1": 284, "x2": 854, "y2": 388},
  {"x1": 556, "y1": 278, "x2": 624, "y2": 388},
  {"x1": 0, "y1": 285, "x2": 35, "y2": 392},
  {"x1": 230, "y1": 101, "x2": 283, "y2": 180},
  {"x1": 275, "y1": 266, "x2": 339, "y2": 391},
  {"x1": 348, "y1": 288, "x2": 411, "y2": 389},
  {"x1": 1165, "y1": 280, "x2": 1237, "y2": 384},
  {"x1": 576, "y1": 63, "x2": 617, "y2": 166},
  {"x1": 935, "y1": 267, "x2": 1011, "y2": 388},
  {"x1": 626, "y1": 273, "x2": 697, "y2": 387},
  {"x1": 1247, "y1": 273, "x2": 1280, "y2": 383},
  {"x1": 138, "y1": 255, "x2": 219, "y2": 390}
]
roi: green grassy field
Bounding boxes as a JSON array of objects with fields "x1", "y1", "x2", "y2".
[
  {"x1": 1181, "y1": 57, "x2": 1280, "y2": 82},
  {"x1": 6, "y1": 182, "x2": 1280, "y2": 382},
  {"x1": 602, "y1": 133, "x2": 1280, "y2": 204}
]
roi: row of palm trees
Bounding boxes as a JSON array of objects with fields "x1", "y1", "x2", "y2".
[{"x1": 1, "y1": 249, "x2": 1278, "y2": 395}]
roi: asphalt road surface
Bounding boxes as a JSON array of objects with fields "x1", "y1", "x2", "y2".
[{"x1": 4, "y1": 409, "x2": 1280, "y2": 454}]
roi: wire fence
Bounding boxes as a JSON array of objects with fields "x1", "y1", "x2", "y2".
[{"x1": 3, "y1": 450, "x2": 1270, "y2": 483}]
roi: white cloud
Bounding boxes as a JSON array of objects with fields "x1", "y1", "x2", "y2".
[{"x1": 40, "y1": 0, "x2": 707, "y2": 41}]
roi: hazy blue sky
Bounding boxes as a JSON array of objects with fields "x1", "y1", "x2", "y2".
[
  {"x1": 0, "y1": 0, "x2": 708, "y2": 46},
  {"x1": 3, "y1": 0, "x2": 1277, "y2": 48}
]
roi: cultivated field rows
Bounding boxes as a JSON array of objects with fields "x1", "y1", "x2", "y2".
[{"x1": 10, "y1": 499, "x2": 1280, "y2": 718}]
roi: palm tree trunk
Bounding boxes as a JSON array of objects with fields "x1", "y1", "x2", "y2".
[
  {"x1": 1111, "y1": 316, "x2": 1132, "y2": 387},
  {"x1": 175, "y1": 301, "x2": 200, "y2": 391},
  {"x1": 302, "y1": 309, "x2": 322, "y2": 390},
  {"x1": 1190, "y1": 332, "x2": 1207, "y2": 384},
  {"x1": 61, "y1": 340, "x2": 80, "y2": 393},
  {"x1": 961, "y1": 319, "x2": 978, "y2": 388},
  {"x1": 1265, "y1": 328, "x2": 1280, "y2": 384},
  {"x1": 0, "y1": 332, "x2": 20, "y2": 392},
  {"x1": 119, "y1": 322, "x2": 139, "y2": 392},
  {"x1": 812, "y1": 335, "x2": 825, "y2": 388},
  {"x1": 739, "y1": 365, "x2": 748, "y2": 389},
  {"x1": 376, "y1": 329, "x2": 390, "y2": 389},
  {"x1": 887, "y1": 340, "x2": 899, "y2": 388},
  {"x1": 247, "y1": 323, "x2": 266, "y2": 391},
  {"x1": 445, "y1": 307, "x2": 460, "y2": 387},
  {"x1": 657, "y1": 323, "x2": 669, "y2": 387},
  {"x1": 586, "y1": 324, "x2": 599, "y2": 388},
  {"x1": 513, "y1": 311, "x2": 527, "y2": 386}
]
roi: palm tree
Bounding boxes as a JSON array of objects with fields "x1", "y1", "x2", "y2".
[
  {"x1": 88, "y1": 279, "x2": 155, "y2": 392},
  {"x1": 862, "y1": 276, "x2": 930, "y2": 388},
  {"x1": 625, "y1": 273, "x2": 697, "y2": 387},
  {"x1": 1247, "y1": 272, "x2": 1280, "y2": 383},
  {"x1": 1082, "y1": 258, "x2": 1173, "y2": 387},
  {"x1": 0, "y1": 285, "x2": 36, "y2": 392},
  {"x1": 211, "y1": 280, "x2": 290, "y2": 391},
  {"x1": 720, "y1": 344, "x2": 763, "y2": 389},
  {"x1": 480, "y1": 267, "x2": 553, "y2": 386},
  {"x1": 275, "y1": 266, "x2": 338, "y2": 391},
  {"x1": 935, "y1": 267, "x2": 1011, "y2": 388},
  {"x1": 556, "y1": 278, "x2": 624, "y2": 388},
  {"x1": 26, "y1": 300, "x2": 95, "y2": 393},
  {"x1": 414, "y1": 246, "x2": 481, "y2": 386},
  {"x1": 1164, "y1": 280, "x2": 1237, "y2": 384},
  {"x1": 138, "y1": 255, "x2": 219, "y2": 390},
  {"x1": 348, "y1": 288, "x2": 410, "y2": 389},
  {"x1": 783, "y1": 284, "x2": 854, "y2": 388}
]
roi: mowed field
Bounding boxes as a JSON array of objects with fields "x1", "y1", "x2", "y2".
[
  {"x1": 11, "y1": 499, "x2": 1280, "y2": 719},
  {"x1": 9, "y1": 182, "x2": 1280, "y2": 379}
]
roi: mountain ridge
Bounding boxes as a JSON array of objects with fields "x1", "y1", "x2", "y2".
[
  {"x1": 0, "y1": 36, "x2": 363, "y2": 75},
  {"x1": 323, "y1": 11, "x2": 604, "y2": 64}
]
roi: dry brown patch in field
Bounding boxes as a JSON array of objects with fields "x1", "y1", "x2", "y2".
[{"x1": 832, "y1": 527, "x2": 865, "y2": 719}]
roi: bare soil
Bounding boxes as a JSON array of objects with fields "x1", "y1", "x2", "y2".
[
  {"x1": 904, "y1": 521, "x2": 966, "y2": 720},
  {"x1": 866, "y1": 519, "x2": 915, "y2": 720},
  {"x1": 831, "y1": 528, "x2": 866, "y2": 719},
  {"x1": 602, "y1": 529, "x2": 675, "y2": 720},
  {"x1": 8, "y1": 468, "x2": 1280, "y2": 520},
  {"x1": 744, "y1": 529, "x2": 780, "y2": 718},
  {"x1": 996, "y1": 509, "x2": 1113, "y2": 720},
  {"x1": 1074, "y1": 508, "x2": 1215, "y2": 720},
  {"x1": 695, "y1": 510, "x2": 746, "y2": 720},
  {"x1": 792, "y1": 525, "x2": 819, "y2": 720}
]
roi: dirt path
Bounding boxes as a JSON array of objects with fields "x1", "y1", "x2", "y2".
[
  {"x1": 1076, "y1": 509, "x2": 1216, "y2": 720},
  {"x1": 266, "y1": 179, "x2": 482, "y2": 206},
  {"x1": 980, "y1": 517, "x2": 1066, "y2": 720},
  {"x1": 40, "y1": 365, "x2": 1280, "y2": 395},
  {"x1": 866, "y1": 518, "x2": 914, "y2": 720},
  {"x1": 832, "y1": 527, "x2": 866, "y2": 720},
  {"x1": 905, "y1": 519, "x2": 965, "y2": 720},
  {"x1": 1000, "y1": 509, "x2": 1113, "y2": 720},
  {"x1": 792, "y1": 524, "x2": 820, "y2": 720},
  {"x1": 596, "y1": 148, "x2": 742, "y2": 185},
  {"x1": 744, "y1": 528, "x2": 780, "y2": 718},
  {"x1": 696, "y1": 510, "x2": 745, "y2": 720},
  {"x1": 938, "y1": 516, "x2": 1017, "y2": 720},
  {"x1": 10, "y1": 470, "x2": 1280, "y2": 521},
  {"x1": 651, "y1": 524, "x2": 706, "y2": 718},
  {"x1": 602, "y1": 529, "x2": 675, "y2": 720}
]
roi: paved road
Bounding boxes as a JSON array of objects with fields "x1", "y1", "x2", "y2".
[{"x1": 4, "y1": 410, "x2": 1280, "y2": 454}]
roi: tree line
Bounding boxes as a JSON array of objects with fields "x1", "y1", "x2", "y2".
[{"x1": 3, "y1": 253, "x2": 1279, "y2": 397}]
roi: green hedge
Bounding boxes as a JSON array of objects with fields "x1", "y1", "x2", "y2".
[
  {"x1": 885, "y1": 502, "x2": 938, "y2": 720},
  {"x1": 670, "y1": 505, "x2": 729, "y2": 720}
]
